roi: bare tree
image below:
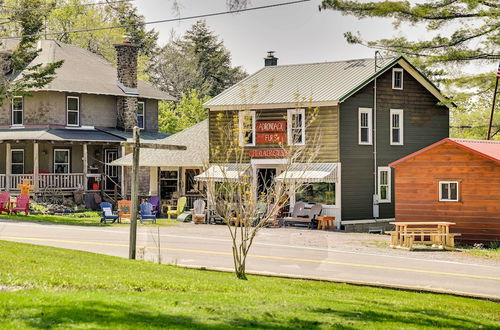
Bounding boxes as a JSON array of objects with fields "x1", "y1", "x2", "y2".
[{"x1": 197, "y1": 86, "x2": 321, "y2": 280}]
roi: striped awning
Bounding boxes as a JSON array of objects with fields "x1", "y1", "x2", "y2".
[
  {"x1": 275, "y1": 163, "x2": 338, "y2": 183},
  {"x1": 195, "y1": 164, "x2": 250, "y2": 182}
]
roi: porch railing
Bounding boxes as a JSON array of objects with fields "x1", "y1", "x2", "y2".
[
  {"x1": 38, "y1": 173, "x2": 85, "y2": 191},
  {"x1": 0, "y1": 173, "x2": 86, "y2": 191}
]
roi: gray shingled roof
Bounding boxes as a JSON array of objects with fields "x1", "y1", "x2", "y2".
[
  {"x1": 1, "y1": 39, "x2": 173, "y2": 100},
  {"x1": 110, "y1": 120, "x2": 209, "y2": 167},
  {"x1": 98, "y1": 127, "x2": 170, "y2": 143},
  {"x1": 0, "y1": 128, "x2": 124, "y2": 142},
  {"x1": 204, "y1": 57, "x2": 398, "y2": 108}
]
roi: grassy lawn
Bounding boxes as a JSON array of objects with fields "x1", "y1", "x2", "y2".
[
  {"x1": 0, "y1": 213, "x2": 178, "y2": 227},
  {"x1": 458, "y1": 246, "x2": 500, "y2": 260},
  {"x1": 0, "y1": 241, "x2": 498, "y2": 329}
]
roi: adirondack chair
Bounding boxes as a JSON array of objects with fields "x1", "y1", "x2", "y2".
[
  {"x1": 148, "y1": 196, "x2": 160, "y2": 215},
  {"x1": 192, "y1": 199, "x2": 206, "y2": 224},
  {"x1": 11, "y1": 194, "x2": 30, "y2": 215},
  {"x1": 117, "y1": 200, "x2": 132, "y2": 223},
  {"x1": 0, "y1": 192, "x2": 10, "y2": 215},
  {"x1": 167, "y1": 196, "x2": 187, "y2": 220},
  {"x1": 139, "y1": 202, "x2": 157, "y2": 224},
  {"x1": 99, "y1": 202, "x2": 118, "y2": 224}
]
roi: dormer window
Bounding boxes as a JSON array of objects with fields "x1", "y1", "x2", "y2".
[
  {"x1": 392, "y1": 68, "x2": 403, "y2": 90},
  {"x1": 11, "y1": 96, "x2": 23, "y2": 126},
  {"x1": 67, "y1": 96, "x2": 80, "y2": 126},
  {"x1": 137, "y1": 101, "x2": 145, "y2": 129}
]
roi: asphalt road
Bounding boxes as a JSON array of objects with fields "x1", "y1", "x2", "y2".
[{"x1": 1, "y1": 220, "x2": 499, "y2": 300}]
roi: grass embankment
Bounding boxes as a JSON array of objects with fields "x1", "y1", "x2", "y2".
[
  {"x1": 0, "y1": 213, "x2": 177, "y2": 227},
  {"x1": 0, "y1": 241, "x2": 498, "y2": 329}
]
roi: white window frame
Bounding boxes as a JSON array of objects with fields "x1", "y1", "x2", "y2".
[
  {"x1": 287, "y1": 108, "x2": 306, "y2": 146},
  {"x1": 53, "y1": 149, "x2": 70, "y2": 174},
  {"x1": 358, "y1": 108, "x2": 373, "y2": 145},
  {"x1": 66, "y1": 96, "x2": 80, "y2": 127},
  {"x1": 439, "y1": 181, "x2": 459, "y2": 202},
  {"x1": 137, "y1": 101, "x2": 145, "y2": 129},
  {"x1": 377, "y1": 166, "x2": 391, "y2": 203},
  {"x1": 390, "y1": 109, "x2": 404, "y2": 145},
  {"x1": 11, "y1": 149, "x2": 24, "y2": 174},
  {"x1": 11, "y1": 96, "x2": 24, "y2": 126},
  {"x1": 238, "y1": 110, "x2": 256, "y2": 147},
  {"x1": 392, "y1": 68, "x2": 404, "y2": 90}
]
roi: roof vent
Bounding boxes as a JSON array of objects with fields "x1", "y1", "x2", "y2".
[{"x1": 264, "y1": 51, "x2": 278, "y2": 67}]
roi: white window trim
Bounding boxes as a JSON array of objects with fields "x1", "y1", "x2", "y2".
[
  {"x1": 11, "y1": 149, "x2": 24, "y2": 174},
  {"x1": 390, "y1": 109, "x2": 404, "y2": 146},
  {"x1": 53, "y1": 149, "x2": 71, "y2": 173},
  {"x1": 238, "y1": 110, "x2": 256, "y2": 147},
  {"x1": 358, "y1": 107, "x2": 373, "y2": 145},
  {"x1": 11, "y1": 96, "x2": 24, "y2": 127},
  {"x1": 287, "y1": 108, "x2": 306, "y2": 146},
  {"x1": 66, "y1": 96, "x2": 80, "y2": 127},
  {"x1": 377, "y1": 166, "x2": 391, "y2": 203},
  {"x1": 439, "y1": 181, "x2": 459, "y2": 202},
  {"x1": 137, "y1": 101, "x2": 145, "y2": 129},
  {"x1": 392, "y1": 68, "x2": 404, "y2": 90}
]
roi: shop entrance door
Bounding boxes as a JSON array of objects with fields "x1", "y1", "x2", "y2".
[{"x1": 257, "y1": 168, "x2": 276, "y2": 197}]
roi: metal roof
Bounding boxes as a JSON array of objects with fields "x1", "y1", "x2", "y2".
[
  {"x1": 0, "y1": 128, "x2": 124, "y2": 142},
  {"x1": 389, "y1": 138, "x2": 500, "y2": 167},
  {"x1": 204, "y1": 57, "x2": 396, "y2": 109},
  {"x1": 109, "y1": 120, "x2": 209, "y2": 167},
  {"x1": 97, "y1": 128, "x2": 170, "y2": 143},
  {"x1": 2, "y1": 39, "x2": 174, "y2": 101},
  {"x1": 275, "y1": 163, "x2": 339, "y2": 183}
]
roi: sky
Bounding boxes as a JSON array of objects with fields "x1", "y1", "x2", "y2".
[{"x1": 135, "y1": 0, "x2": 429, "y2": 74}]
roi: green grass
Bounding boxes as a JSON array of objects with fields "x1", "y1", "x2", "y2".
[
  {"x1": 0, "y1": 241, "x2": 498, "y2": 329},
  {"x1": 0, "y1": 213, "x2": 178, "y2": 227},
  {"x1": 458, "y1": 246, "x2": 500, "y2": 260}
]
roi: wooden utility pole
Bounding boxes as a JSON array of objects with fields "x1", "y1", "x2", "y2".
[
  {"x1": 125, "y1": 127, "x2": 186, "y2": 260},
  {"x1": 487, "y1": 63, "x2": 500, "y2": 140}
]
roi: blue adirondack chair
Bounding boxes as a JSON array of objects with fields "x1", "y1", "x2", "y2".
[
  {"x1": 100, "y1": 202, "x2": 118, "y2": 223},
  {"x1": 140, "y1": 202, "x2": 157, "y2": 224}
]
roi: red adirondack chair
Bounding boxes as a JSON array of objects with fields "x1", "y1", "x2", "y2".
[
  {"x1": 11, "y1": 194, "x2": 30, "y2": 215},
  {"x1": 0, "y1": 192, "x2": 10, "y2": 215}
]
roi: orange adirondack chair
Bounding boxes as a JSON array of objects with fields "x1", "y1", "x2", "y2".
[
  {"x1": 0, "y1": 192, "x2": 10, "y2": 215},
  {"x1": 117, "y1": 200, "x2": 132, "y2": 222},
  {"x1": 11, "y1": 194, "x2": 30, "y2": 215}
]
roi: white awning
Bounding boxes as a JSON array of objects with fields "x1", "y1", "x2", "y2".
[
  {"x1": 275, "y1": 163, "x2": 338, "y2": 183},
  {"x1": 195, "y1": 164, "x2": 250, "y2": 182}
]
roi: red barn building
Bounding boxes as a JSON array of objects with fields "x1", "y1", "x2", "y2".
[{"x1": 389, "y1": 138, "x2": 500, "y2": 244}]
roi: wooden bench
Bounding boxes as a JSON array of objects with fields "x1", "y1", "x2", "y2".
[{"x1": 388, "y1": 222, "x2": 460, "y2": 250}]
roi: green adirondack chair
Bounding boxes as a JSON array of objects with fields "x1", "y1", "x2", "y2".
[{"x1": 167, "y1": 196, "x2": 187, "y2": 220}]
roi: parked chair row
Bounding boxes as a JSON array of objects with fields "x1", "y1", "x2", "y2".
[
  {"x1": 0, "y1": 192, "x2": 30, "y2": 216},
  {"x1": 99, "y1": 200, "x2": 158, "y2": 224}
]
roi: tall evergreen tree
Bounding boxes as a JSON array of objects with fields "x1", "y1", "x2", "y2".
[{"x1": 148, "y1": 20, "x2": 247, "y2": 99}]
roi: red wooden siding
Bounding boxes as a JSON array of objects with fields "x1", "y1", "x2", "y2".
[{"x1": 392, "y1": 142, "x2": 500, "y2": 243}]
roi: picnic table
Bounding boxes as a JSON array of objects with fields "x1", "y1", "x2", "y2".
[{"x1": 388, "y1": 222, "x2": 460, "y2": 250}]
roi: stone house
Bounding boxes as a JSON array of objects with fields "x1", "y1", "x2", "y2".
[{"x1": 0, "y1": 39, "x2": 173, "y2": 199}]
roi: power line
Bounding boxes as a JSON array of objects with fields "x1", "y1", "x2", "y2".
[
  {"x1": 0, "y1": 0, "x2": 134, "y2": 12},
  {"x1": 0, "y1": 0, "x2": 311, "y2": 39}
]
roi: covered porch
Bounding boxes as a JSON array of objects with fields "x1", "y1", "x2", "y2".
[{"x1": 0, "y1": 128, "x2": 125, "y2": 194}]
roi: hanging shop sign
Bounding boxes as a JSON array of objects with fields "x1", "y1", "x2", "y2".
[
  {"x1": 248, "y1": 149, "x2": 288, "y2": 158},
  {"x1": 256, "y1": 121, "x2": 286, "y2": 132}
]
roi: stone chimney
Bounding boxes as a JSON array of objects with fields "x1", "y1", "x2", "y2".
[
  {"x1": 264, "y1": 51, "x2": 278, "y2": 67},
  {"x1": 114, "y1": 41, "x2": 139, "y2": 131}
]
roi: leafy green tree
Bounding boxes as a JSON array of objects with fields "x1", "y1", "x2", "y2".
[
  {"x1": 148, "y1": 20, "x2": 247, "y2": 99},
  {"x1": 319, "y1": 0, "x2": 500, "y2": 138},
  {"x1": 0, "y1": 0, "x2": 63, "y2": 104},
  {"x1": 158, "y1": 89, "x2": 211, "y2": 134}
]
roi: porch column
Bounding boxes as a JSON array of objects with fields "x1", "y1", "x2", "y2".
[
  {"x1": 5, "y1": 143, "x2": 11, "y2": 191},
  {"x1": 33, "y1": 142, "x2": 39, "y2": 191},
  {"x1": 149, "y1": 167, "x2": 158, "y2": 196},
  {"x1": 83, "y1": 143, "x2": 88, "y2": 191}
]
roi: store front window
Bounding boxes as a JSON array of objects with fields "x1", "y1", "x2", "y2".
[{"x1": 296, "y1": 182, "x2": 335, "y2": 205}]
